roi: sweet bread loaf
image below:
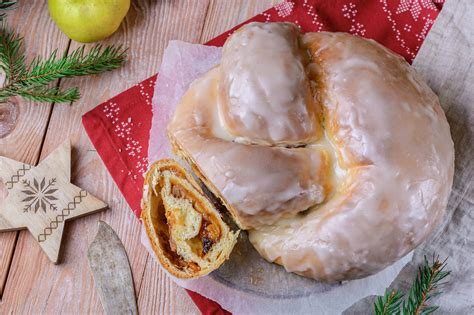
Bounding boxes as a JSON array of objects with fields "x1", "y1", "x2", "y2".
[
  {"x1": 141, "y1": 159, "x2": 238, "y2": 278},
  {"x1": 163, "y1": 22, "x2": 454, "y2": 281}
]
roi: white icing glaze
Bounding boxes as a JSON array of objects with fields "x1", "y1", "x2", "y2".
[
  {"x1": 167, "y1": 24, "x2": 454, "y2": 281},
  {"x1": 249, "y1": 32, "x2": 454, "y2": 281},
  {"x1": 168, "y1": 68, "x2": 330, "y2": 229},
  {"x1": 220, "y1": 22, "x2": 321, "y2": 145}
]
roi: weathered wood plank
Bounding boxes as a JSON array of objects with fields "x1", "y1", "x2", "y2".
[
  {"x1": 0, "y1": 232, "x2": 15, "y2": 297},
  {"x1": 0, "y1": 1, "x2": 70, "y2": 297}
]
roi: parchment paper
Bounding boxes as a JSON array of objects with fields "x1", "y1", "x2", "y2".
[
  {"x1": 146, "y1": 40, "x2": 412, "y2": 314},
  {"x1": 146, "y1": 1, "x2": 474, "y2": 312}
]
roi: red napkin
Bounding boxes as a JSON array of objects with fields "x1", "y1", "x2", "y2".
[{"x1": 82, "y1": 1, "x2": 444, "y2": 314}]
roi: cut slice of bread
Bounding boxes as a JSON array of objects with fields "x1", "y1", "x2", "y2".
[{"x1": 141, "y1": 159, "x2": 239, "y2": 279}]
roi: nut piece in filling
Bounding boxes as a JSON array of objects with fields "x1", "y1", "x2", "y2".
[{"x1": 141, "y1": 159, "x2": 239, "y2": 279}]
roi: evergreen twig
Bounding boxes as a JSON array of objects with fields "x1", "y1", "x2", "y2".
[
  {"x1": 0, "y1": 86, "x2": 81, "y2": 103},
  {"x1": 374, "y1": 289, "x2": 404, "y2": 315},
  {"x1": 403, "y1": 256, "x2": 450, "y2": 315},
  {"x1": 373, "y1": 255, "x2": 450, "y2": 315},
  {"x1": 0, "y1": 21, "x2": 26, "y2": 82},
  {"x1": 12, "y1": 44, "x2": 127, "y2": 88},
  {"x1": 0, "y1": 19, "x2": 127, "y2": 104}
]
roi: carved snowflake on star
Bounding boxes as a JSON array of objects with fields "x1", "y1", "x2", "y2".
[{"x1": 21, "y1": 178, "x2": 58, "y2": 213}]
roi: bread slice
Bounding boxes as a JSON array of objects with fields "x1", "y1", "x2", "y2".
[{"x1": 141, "y1": 159, "x2": 239, "y2": 279}]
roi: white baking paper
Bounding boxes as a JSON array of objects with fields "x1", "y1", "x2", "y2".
[{"x1": 145, "y1": 40, "x2": 414, "y2": 314}]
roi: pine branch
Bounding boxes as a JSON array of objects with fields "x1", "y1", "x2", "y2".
[
  {"x1": 0, "y1": 20, "x2": 127, "y2": 104},
  {"x1": 373, "y1": 255, "x2": 450, "y2": 315},
  {"x1": 374, "y1": 289, "x2": 404, "y2": 315},
  {"x1": 0, "y1": 86, "x2": 81, "y2": 103},
  {"x1": 0, "y1": 85, "x2": 80, "y2": 103},
  {"x1": 402, "y1": 256, "x2": 450, "y2": 315},
  {"x1": 9, "y1": 86, "x2": 80, "y2": 103},
  {"x1": 0, "y1": 21, "x2": 26, "y2": 82},
  {"x1": 11, "y1": 44, "x2": 127, "y2": 88}
]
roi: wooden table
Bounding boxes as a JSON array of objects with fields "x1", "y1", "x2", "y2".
[{"x1": 0, "y1": 1, "x2": 277, "y2": 313}]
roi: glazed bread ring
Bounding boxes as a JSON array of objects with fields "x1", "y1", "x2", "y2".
[
  {"x1": 141, "y1": 159, "x2": 238, "y2": 278},
  {"x1": 166, "y1": 22, "x2": 454, "y2": 281}
]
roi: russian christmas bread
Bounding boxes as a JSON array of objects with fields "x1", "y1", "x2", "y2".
[
  {"x1": 166, "y1": 22, "x2": 454, "y2": 281},
  {"x1": 141, "y1": 159, "x2": 238, "y2": 279}
]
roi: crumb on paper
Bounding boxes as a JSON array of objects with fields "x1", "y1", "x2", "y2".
[
  {"x1": 249, "y1": 276, "x2": 263, "y2": 285},
  {"x1": 248, "y1": 266, "x2": 265, "y2": 286}
]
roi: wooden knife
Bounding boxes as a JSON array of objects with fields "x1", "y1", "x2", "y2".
[{"x1": 87, "y1": 221, "x2": 138, "y2": 315}]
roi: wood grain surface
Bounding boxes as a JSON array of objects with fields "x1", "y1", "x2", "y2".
[
  {"x1": 0, "y1": 0, "x2": 277, "y2": 313},
  {"x1": 0, "y1": 1, "x2": 70, "y2": 297}
]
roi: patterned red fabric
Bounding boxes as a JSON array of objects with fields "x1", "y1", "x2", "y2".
[{"x1": 82, "y1": 1, "x2": 444, "y2": 314}]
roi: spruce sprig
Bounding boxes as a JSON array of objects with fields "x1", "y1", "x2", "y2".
[
  {"x1": 17, "y1": 45, "x2": 127, "y2": 88},
  {"x1": 403, "y1": 256, "x2": 450, "y2": 315},
  {"x1": 0, "y1": 21, "x2": 127, "y2": 104},
  {"x1": 374, "y1": 256, "x2": 450, "y2": 315},
  {"x1": 2, "y1": 86, "x2": 81, "y2": 103},
  {"x1": 0, "y1": 20, "x2": 25, "y2": 82},
  {"x1": 374, "y1": 289, "x2": 404, "y2": 315}
]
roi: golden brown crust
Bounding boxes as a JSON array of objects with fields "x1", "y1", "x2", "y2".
[{"x1": 141, "y1": 159, "x2": 238, "y2": 279}]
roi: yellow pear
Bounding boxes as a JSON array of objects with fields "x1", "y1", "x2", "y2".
[{"x1": 48, "y1": 0, "x2": 130, "y2": 43}]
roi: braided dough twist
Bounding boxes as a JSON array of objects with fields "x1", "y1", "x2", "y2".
[{"x1": 167, "y1": 22, "x2": 454, "y2": 281}]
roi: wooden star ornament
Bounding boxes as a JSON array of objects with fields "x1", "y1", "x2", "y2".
[{"x1": 0, "y1": 140, "x2": 108, "y2": 263}]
